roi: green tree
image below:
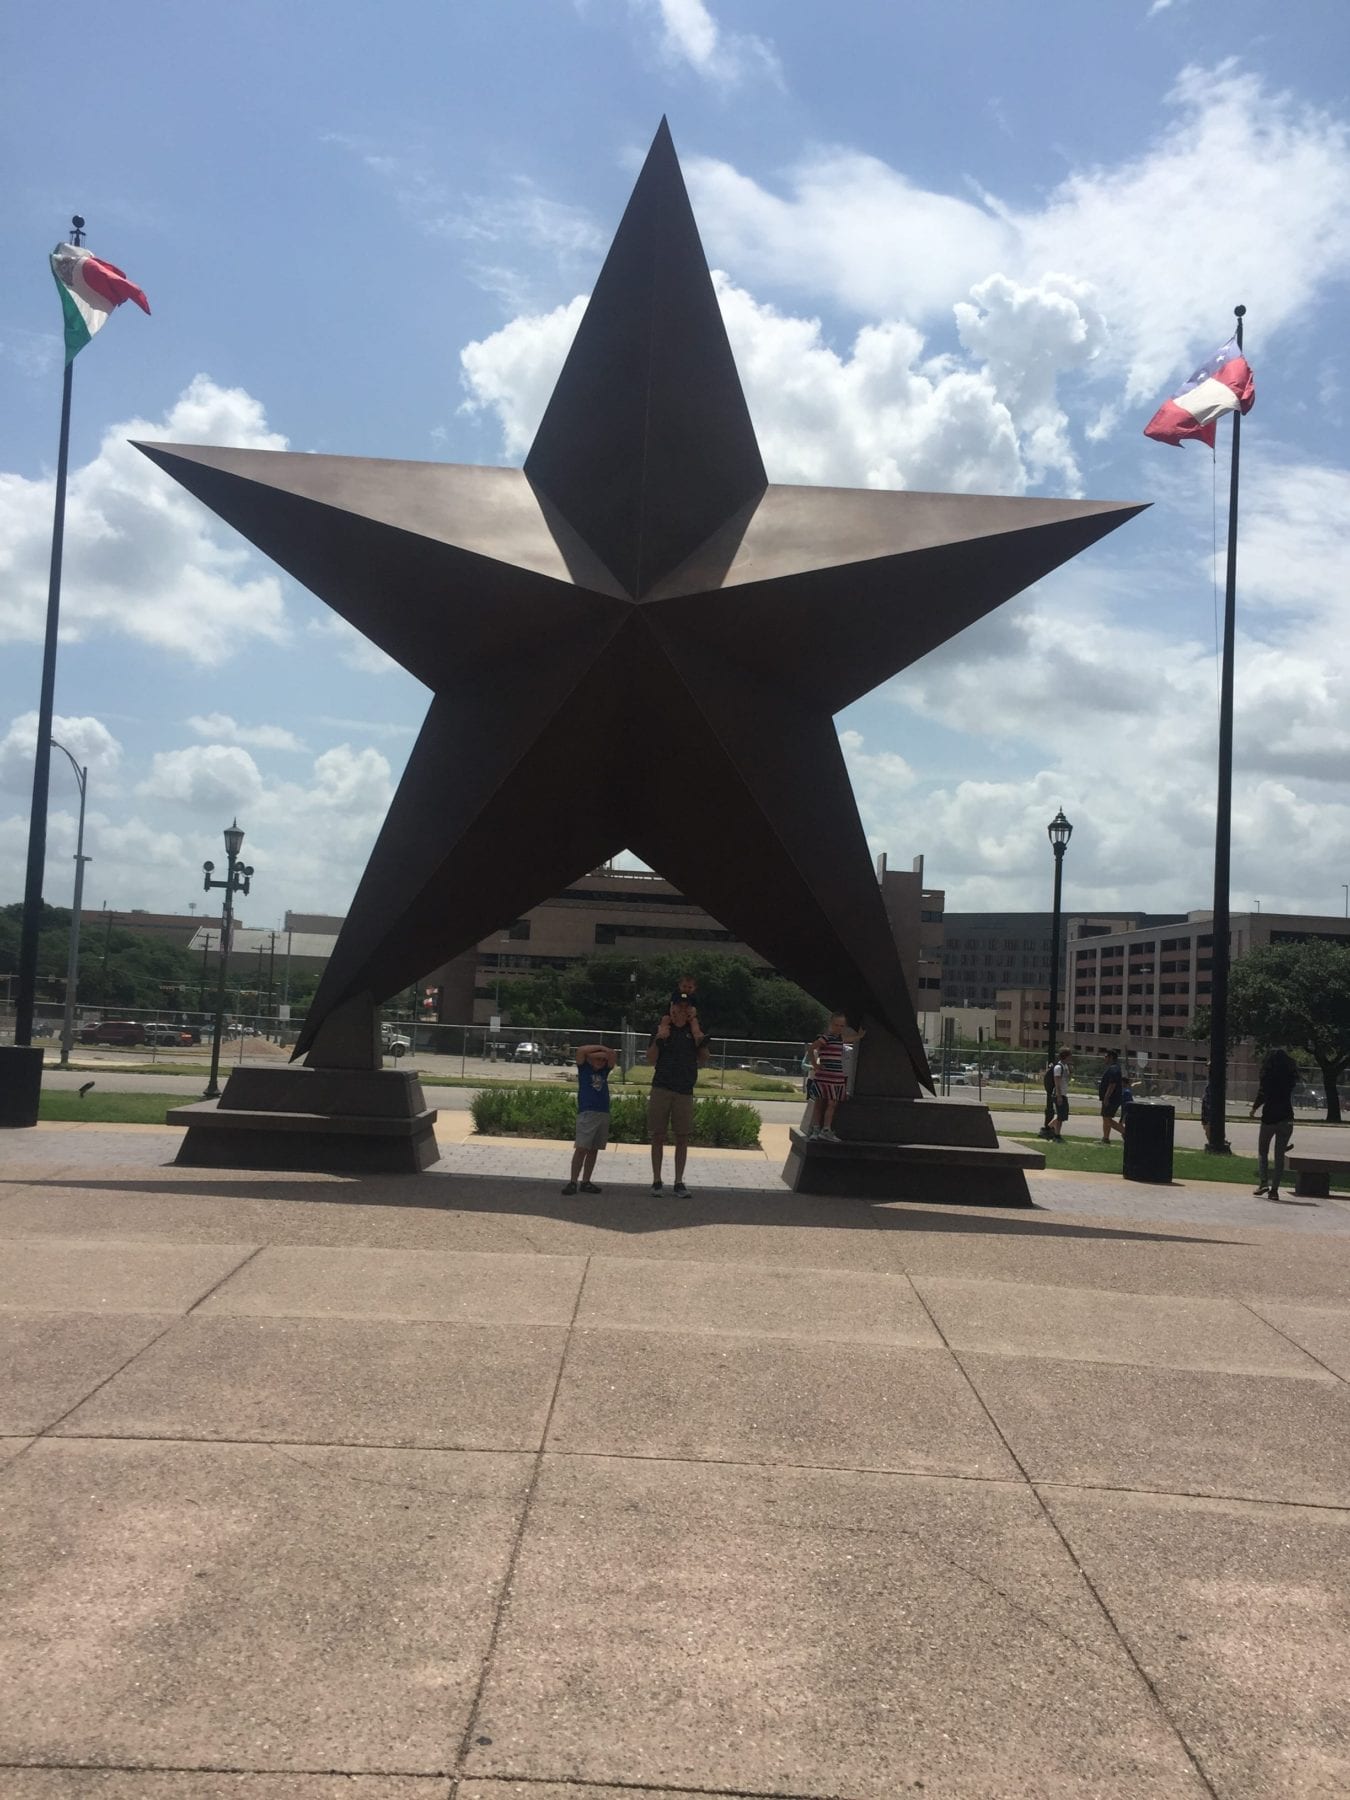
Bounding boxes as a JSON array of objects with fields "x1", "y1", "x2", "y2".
[
  {"x1": 1195, "y1": 939, "x2": 1350, "y2": 1123},
  {"x1": 496, "y1": 950, "x2": 826, "y2": 1040}
]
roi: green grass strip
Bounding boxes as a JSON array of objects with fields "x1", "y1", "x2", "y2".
[{"x1": 1008, "y1": 1133, "x2": 1268, "y2": 1187}]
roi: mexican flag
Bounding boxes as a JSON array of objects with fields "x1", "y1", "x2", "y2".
[{"x1": 50, "y1": 242, "x2": 150, "y2": 363}]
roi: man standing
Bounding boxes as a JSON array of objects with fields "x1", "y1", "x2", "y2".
[
  {"x1": 646, "y1": 992, "x2": 711, "y2": 1198},
  {"x1": 1250, "y1": 1046, "x2": 1299, "y2": 1200},
  {"x1": 1098, "y1": 1047, "x2": 1125, "y2": 1143},
  {"x1": 1048, "y1": 1047, "x2": 1071, "y2": 1141}
]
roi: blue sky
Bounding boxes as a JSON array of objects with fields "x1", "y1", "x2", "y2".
[{"x1": 3, "y1": 0, "x2": 1349, "y2": 930}]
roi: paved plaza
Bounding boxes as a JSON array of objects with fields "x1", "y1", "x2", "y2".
[{"x1": 2, "y1": 1116, "x2": 1348, "y2": 1798}]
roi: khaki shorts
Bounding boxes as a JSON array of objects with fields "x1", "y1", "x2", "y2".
[
  {"x1": 648, "y1": 1086, "x2": 694, "y2": 1140},
  {"x1": 575, "y1": 1109, "x2": 611, "y2": 1149}
]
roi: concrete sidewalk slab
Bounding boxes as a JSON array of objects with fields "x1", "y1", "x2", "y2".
[
  {"x1": 547, "y1": 1332, "x2": 1018, "y2": 1476},
  {"x1": 1042, "y1": 1485, "x2": 1350, "y2": 1800},
  {"x1": 54, "y1": 1315, "x2": 568, "y2": 1450},
  {"x1": 197, "y1": 1244, "x2": 587, "y2": 1324},
  {"x1": 0, "y1": 1437, "x2": 528, "y2": 1774},
  {"x1": 964, "y1": 1352, "x2": 1350, "y2": 1506},
  {"x1": 468, "y1": 1453, "x2": 1206, "y2": 1798},
  {"x1": 574, "y1": 1254, "x2": 940, "y2": 1345},
  {"x1": 0, "y1": 1238, "x2": 257, "y2": 1313},
  {"x1": 0, "y1": 1311, "x2": 173, "y2": 1434},
  {"x1": 913, "y1": 1276, "x2": 1329, "y2": 1375}
]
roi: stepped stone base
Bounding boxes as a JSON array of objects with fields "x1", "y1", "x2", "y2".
[
  {"x1": 168, "y1": 1066, "x2": 439, "y2": 1173},
  {"x1": 782, "y1": 1097, "x2": 1043, "y2": 1206}
]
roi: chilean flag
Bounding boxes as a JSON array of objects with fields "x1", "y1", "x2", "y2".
[
  {"x1": 1143, "y1": 335, "x2": 1254, "y2": 448},
  {"x1": 50, "y1": 242, "x2": 150, "y2": 364}
]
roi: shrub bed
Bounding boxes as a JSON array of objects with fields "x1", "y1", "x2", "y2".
[{"x1": 470, "y1": 1084, "x2": 761, "y2": 1149}]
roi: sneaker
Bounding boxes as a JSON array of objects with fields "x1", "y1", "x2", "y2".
[
  {"x1": 672, "y1": 1181, "x2": 691, "y2": 1198},
  {"x1": 1252, "y1": 1182, "x2": 1268, "y2": 1195},
  {"x1": 651, "y1": 1179, "x2": 664, "y2": 1195},
  {"x1": 818, "y1": 1128, "x2": 840, "y2": 1143},
  {"x1": 560, "y1": 1181, "x2": 578, "y2": 1196},
  {"x1": 580, "y1": 1181, "x2": 602, "y2": 1194},
  {"x1": 801, "y1": 1125, "x2": 818, "y2": 1140}
]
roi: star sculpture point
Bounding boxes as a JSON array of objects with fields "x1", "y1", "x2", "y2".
[{"x1": 137, "y1": 122, "x2": 1144, "y2": 1088}]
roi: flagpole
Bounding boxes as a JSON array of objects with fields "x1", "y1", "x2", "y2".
[
  {"x1": 1204, "y1": 302, "x2": 1245, "y2": 1155},
  {"x1": 13, "y1": 220, "x2": 86, "y2": 1050}
]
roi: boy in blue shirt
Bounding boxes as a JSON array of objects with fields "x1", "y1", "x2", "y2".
[{"x1": 562, "y1": 1041, "x2": 617, "y2": 1196}]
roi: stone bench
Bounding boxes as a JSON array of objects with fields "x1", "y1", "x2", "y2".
[{"x1": 1286, "y1": 1153, "x2": 1350, "y2": 1199}]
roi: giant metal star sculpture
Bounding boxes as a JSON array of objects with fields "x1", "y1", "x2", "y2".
[{"x1": 138, "y1": 122, "x2": 1142, "y2": 1093}]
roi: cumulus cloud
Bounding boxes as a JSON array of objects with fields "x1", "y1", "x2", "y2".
[
  {"x1": 0, "y1": 376, "x2": 290, "y2": 665},
  {"x1": 460, "y1": 294, "x2": 588, "y2": 458},
  {"x1": 1, "y1": 737, "x2": 400, "y2": 917},
  {"x1": 686, "y1": 63, "x2": 1350, "y2": 401},
  {"x1": 636, "y1": 0, "x2": 782, "y2": 88},
  {"x1": 186, "y1": 713, "x2": 308, "y2": 752},
  {"x1": 139, "y1": 744, "x2": 266, "y2": 812},
  {"x1": 0, "y1": 712, "x2": 123, "y2": 796},
  {"x1": 460, "y1": 277, "x2": 1029, "y2": 492}
]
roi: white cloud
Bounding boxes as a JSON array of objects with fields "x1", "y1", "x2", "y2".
[
  {"x1": 460, "y1": 276, "x2": 1029, "y2": 493},
  {"x1": 0, "y1": 712, "x2": 123, "y2": 797},
  {"x1": 139, "y1": 744, "x2": 265, "y2": 812},
  {"x1": 686, "y1": 147, "x2": 1011, "y2": 322},
  {"x1": 459, "y1": 295, "x2": 588, "y2": 458},
  {"x1": 305, "y1": 615, "x2": 401, "y2": 675},
  {"x1": 186, "y1": 713, "x2": 308, "y2": 752},
  {"x1": 685, "y1": 64, "x2": 1350, "y2": 403},
  {"x1": 1235, "y1": 461, "x2": 1350, "y2": 620},
  {"x1": 637, "y1": 0, "x2": 782, "y2": 88},
  {"x1": 0, "y1": 376, "x2": 290, "y2": 665},
  {"x1": 1, "y1": 738, "x2": 400, "y2": 917},
  {"x1": 954, "y1": 274, "x2": 1105, "y2": 493}
]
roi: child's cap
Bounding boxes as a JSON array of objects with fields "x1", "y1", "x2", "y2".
[{"x1": 669, "y1": 991, "x2": 694, "y2": 1005}]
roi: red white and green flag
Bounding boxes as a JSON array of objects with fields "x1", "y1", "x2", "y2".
[{"x1": 50, "y1": 242, "x2": 150, "y2": 362}]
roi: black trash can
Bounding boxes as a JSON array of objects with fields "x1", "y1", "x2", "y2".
[
  {"x1": 0, "y1": 1045, "x2": 44, "y2": 1130},
  {"x1": 1123, "y1": 1101, "x2": 1174, "y2": 1184}
]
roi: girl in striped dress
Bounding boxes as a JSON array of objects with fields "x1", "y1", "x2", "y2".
[{"x1": 805, "y1": 1013, "x2": 865, "y2": 1142}]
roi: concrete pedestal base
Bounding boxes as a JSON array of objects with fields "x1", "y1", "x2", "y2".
[
  {"x1": 0, "y1": 1044, "x2": 44, "y2": 1129},
  {"x1": 782, "y1": 1096, "x2": 1043, "y2": 1207},
  {"x1": 168, "y1": 1066, "x2": 439, "y2": 1173}
]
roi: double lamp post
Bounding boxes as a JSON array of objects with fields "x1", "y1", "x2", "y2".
[{"x1": 202, "y1": 819, "x2": 253, "y2": 1100}]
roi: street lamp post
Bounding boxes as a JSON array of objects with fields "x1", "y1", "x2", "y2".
[
  {"x1": 50, "y1": 739, "x2": 90, "y2": 1069},
  {"x1": 1040, "y1": 809, "x2": 1073, "y2": 1138},
  {"x1": 201, "y1": 820, "x2": 253, "y2": 1100}
]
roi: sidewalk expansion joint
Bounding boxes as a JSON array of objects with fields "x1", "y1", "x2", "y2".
[
  {"x1": 1235, "y1": 1295, "x2": 1349, "y2": 1386},
  {"x1": 451, "y1": 1250, "x2": 594, "y2": 1777},
  {"x1": 903, "y1": 1280, "x2": 1224, "y2": 1800}
]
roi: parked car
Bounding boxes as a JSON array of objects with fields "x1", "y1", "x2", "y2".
[
  {"x1": 513, "y1": 1040, "x2": 542, "y2": 1062},
  {"x1": 142, "y1": 1021, "x2": 193, "y2": 1047},
  {"x1": 739, "y1": 1059, "x2": 791, "y2": 1076},
  {"x1": 78, "y1": 1019, "x2": 146, "y2": 1047}
]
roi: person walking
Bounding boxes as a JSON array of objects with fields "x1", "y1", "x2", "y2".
[
  {"x1": 561, "y1": 1041, "x2": 617, "y2": 1196},
  {"x1": 646, "y1": 992, "x2": 710, "y2": 1198},
  {"x1": 1098, "y1": 1047, "x2": 1126, "y2": 1143},
  {"x1": 1250, "y1": 1046, "x2": 1299, "y2": 1200}
]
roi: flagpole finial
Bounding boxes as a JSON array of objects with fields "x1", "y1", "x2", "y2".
[
  {"x1": 1234, "y1": 304, "x2": 1246, "y2": 318},
  {"x1": 69, "y1": 215, "x2": 85, "y2": 246}
]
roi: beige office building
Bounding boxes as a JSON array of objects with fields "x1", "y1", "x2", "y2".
[{"x1": 1066, "y1": 911, "x2": 1350, "y2": 1093}]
